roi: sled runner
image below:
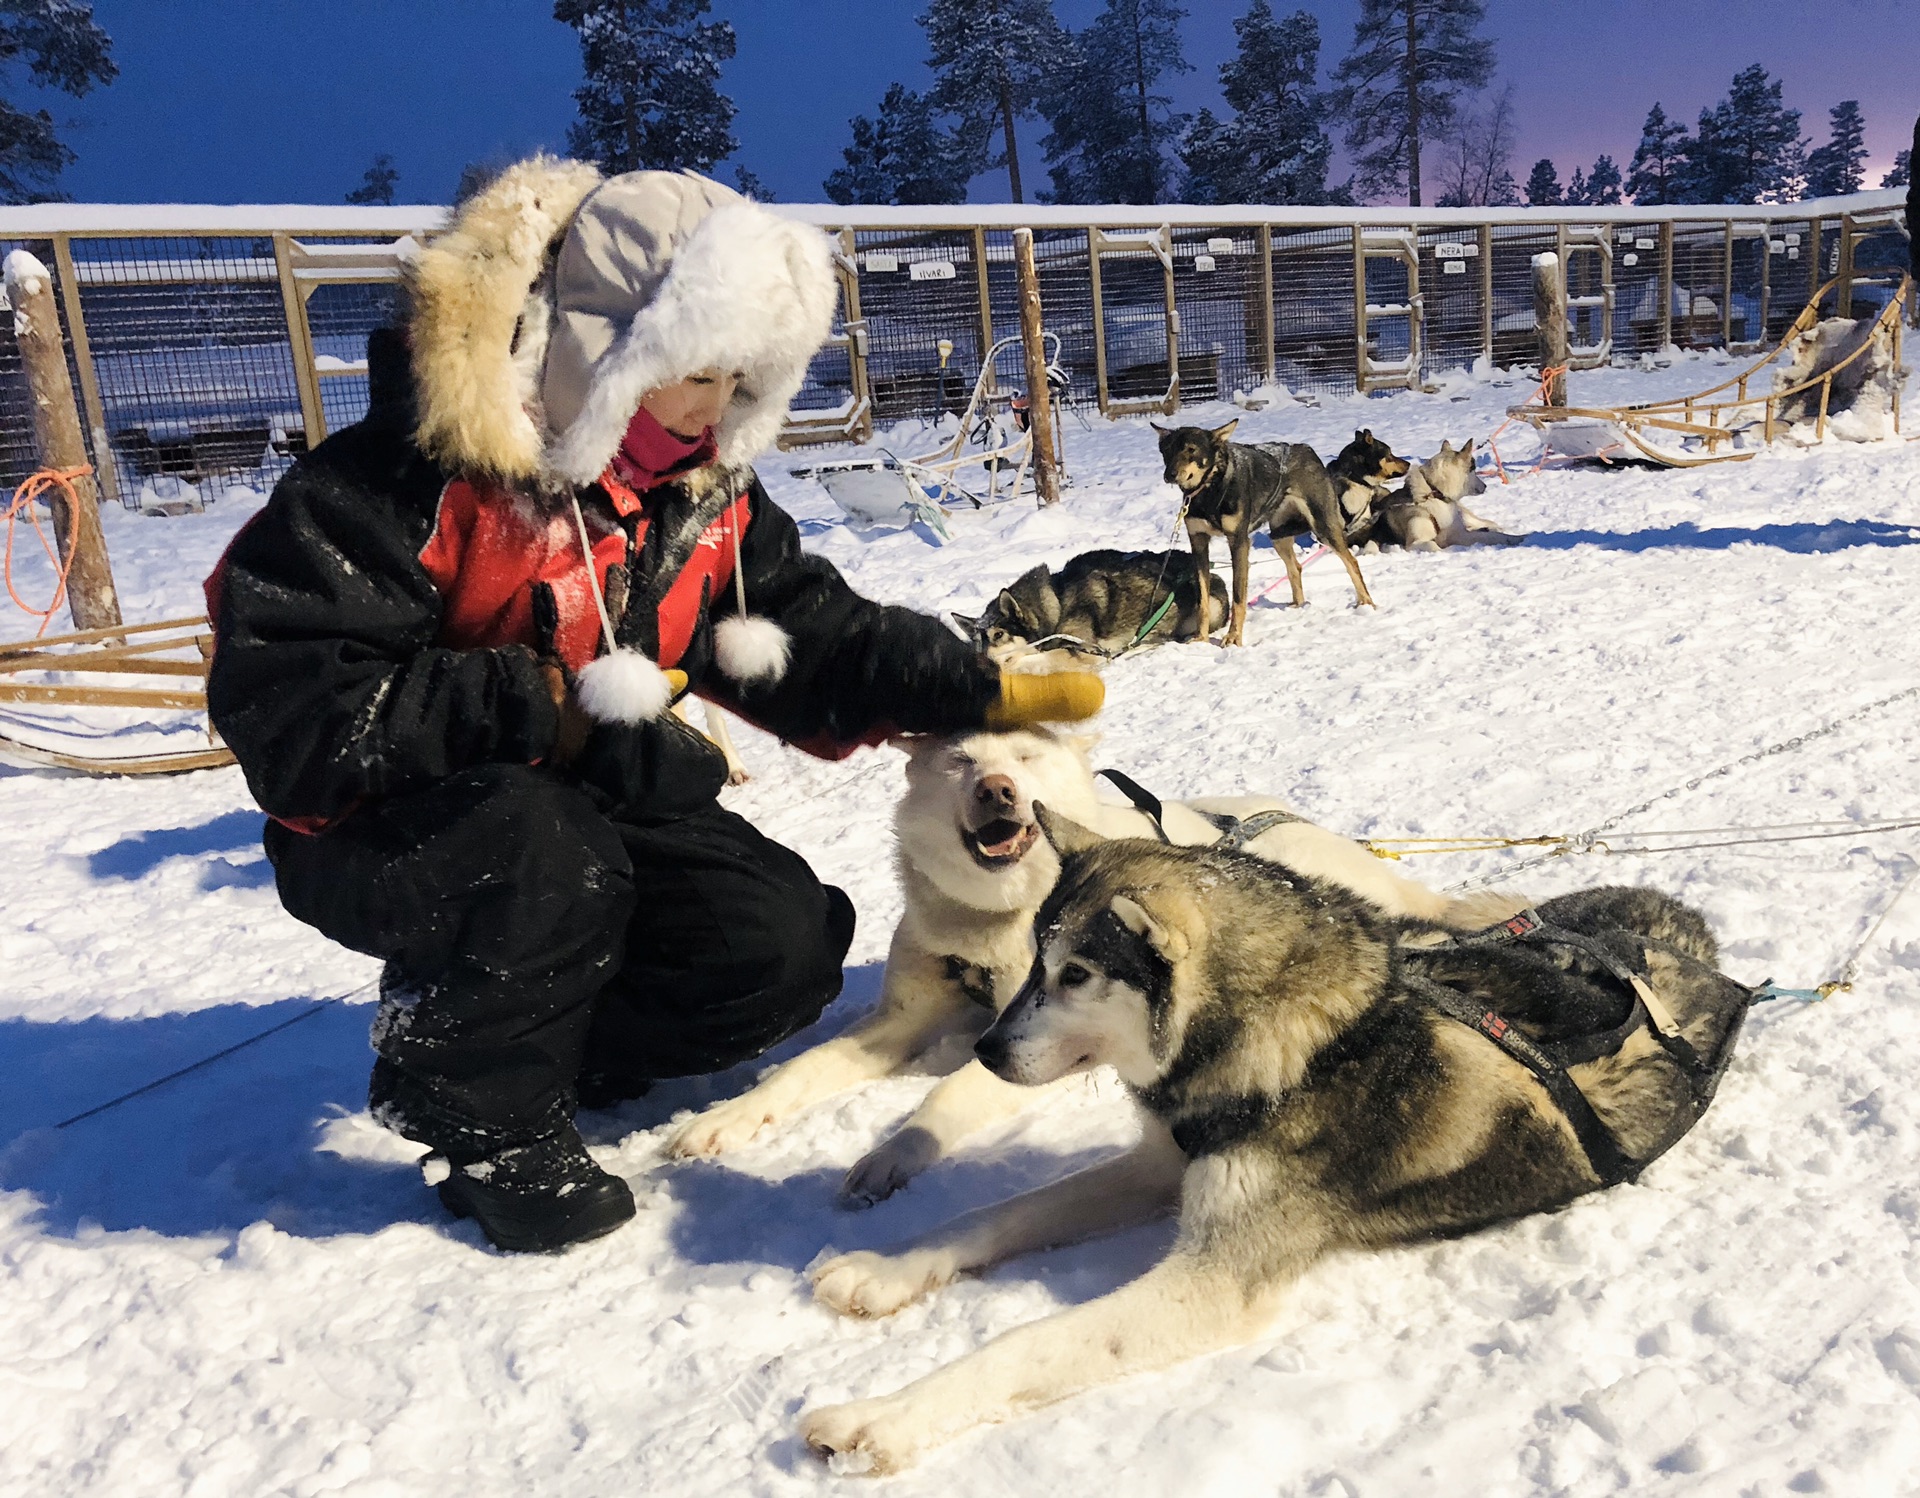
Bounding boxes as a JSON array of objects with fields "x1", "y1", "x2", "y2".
[
  {"x1": 1510, "y1": 273, "x2": 1908, "y2": 468},
  {"x1": 0, "y1": 614, "x2": 235, "y2": 775},
  {"x1": 793, "y1": 333, "x2": 1068, "y2": 541}
]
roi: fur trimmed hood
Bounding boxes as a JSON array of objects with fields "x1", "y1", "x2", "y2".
[{"x1": 407, "y1": 156, "x2": 838, "y2": 486}]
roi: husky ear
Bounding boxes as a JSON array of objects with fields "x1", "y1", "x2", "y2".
[
  {"x1": 1460, "y1": 438, "x2": 1476, "y2": 458},
  {"x1": 1034, "y1": 802, "x2": 1106, "y2": 858},
  {"x1": 950, "y1": 611, "x2": 980, "y2": 633},
  {"x1": 1150, "y1": 420, "x2": 1172, "y2": 434},
  {"x1": 1067, "y1": 730, "x2": 1103, "y2": 755},
  {"x1": 1436, "y1": 438, "x2": 1453, "y2": 456},
  {"x1": 1110, "y1": 893, "x2": 1190, "y2": 962},
  {"x1": 1210, "y1": 418, "x2": 1239, "y2": 442},
  {"x1": 1358, "y1": 428, "x2": 1371, "y2": 441}
]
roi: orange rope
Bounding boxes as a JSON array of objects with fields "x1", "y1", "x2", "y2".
[
  {"x1": 1482, "y1": 365, "x2": 1566, "y2": 485},
  {"x1": 5, "y1": 465, "x2": 90, "y2": 636}
]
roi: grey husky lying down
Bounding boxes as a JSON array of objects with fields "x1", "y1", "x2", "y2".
[
  {"x1": 800, "y1": 812, "x2": 1751, "y2": 1473},
  {"x1": 668, "y1": 728, "x2": 1520, "y2": 1204},
  {"x1": 1369, "y1": 438, "x2": 1526, "y2": 552}
]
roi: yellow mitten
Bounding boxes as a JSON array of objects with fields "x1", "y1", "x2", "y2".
[{"x1": 984, "y1": 670, "x2": 1105, "y2": 728}]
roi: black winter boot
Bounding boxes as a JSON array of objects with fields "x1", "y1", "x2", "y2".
[{"x1": 430, "y1": 1125, "x2": 635, "y2": 1253}]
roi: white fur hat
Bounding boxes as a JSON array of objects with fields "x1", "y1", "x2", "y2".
[{"x1": 408, "y1": 157, "x2": 838, "y2": 485}]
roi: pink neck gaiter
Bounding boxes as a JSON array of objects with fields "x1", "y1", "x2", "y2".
[{"x1": 607, "y1": 407, "x2": 718, "y2": 493}]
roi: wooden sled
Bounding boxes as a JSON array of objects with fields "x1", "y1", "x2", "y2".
[
  {"x1": 1509, "y1": 274, "x2": 1909, "y2": 468},
  {"x1": 0, "y1": 614, "x2": 236, "y2": 776}
]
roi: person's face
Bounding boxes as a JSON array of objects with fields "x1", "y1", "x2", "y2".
[{"x1": 639, "y1": 368, "x2": 740, "y2": 439}]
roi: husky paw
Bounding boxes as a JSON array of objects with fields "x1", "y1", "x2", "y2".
[
  {"x1": 801, "y1": 1395, "x2": 931, "y2": 1476},
  {"x1": 665, "y1": 1092, "x2": 782, "y2": 1157},
  {"x1": 838, "y1": 1126, "x2": 941, "y2": 1207},
  {"x1": 725, "y1": 766, "x2": 751, "y2": 786},
  {"x1": 812, "y1": 1248, "x2": 955, "y2": 1318}
]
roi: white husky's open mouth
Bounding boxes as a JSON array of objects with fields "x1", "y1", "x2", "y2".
[{"x1": 962, "y1": 817, "x2": 1040, "y2": 869}]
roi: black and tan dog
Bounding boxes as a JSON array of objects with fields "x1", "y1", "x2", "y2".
[
  {"x1": 1154, "y1": 420, "x2": 1374, "y2": 646},
  {"x1": 1326, "y1": 428, "x2": 1411, "y2": 549},
  {"x1": 801, "y1": 814, "x2": 1752, "y2": 1473}
]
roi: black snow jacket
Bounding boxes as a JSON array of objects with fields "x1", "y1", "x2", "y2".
[{"x1": 206, "y1": 329, "x2": 998, "y2": 827}]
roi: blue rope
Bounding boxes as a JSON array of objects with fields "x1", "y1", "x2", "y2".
[{"x1": 1750, "y1": 981, "x2": 1839, "y2": 1004}]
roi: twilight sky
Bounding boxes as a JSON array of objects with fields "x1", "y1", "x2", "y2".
[{"x1": 36, "y1": 0, "x2": 1918, "y2": 207}]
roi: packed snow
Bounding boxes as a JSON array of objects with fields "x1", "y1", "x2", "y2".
[{"x1": 6, "y1": 350, "x2": 1920, "y2": 1496}]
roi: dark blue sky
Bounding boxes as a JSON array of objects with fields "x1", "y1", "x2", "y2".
[{"x1": 39, "y1": 0, "x2": 1917, "y2": 206}]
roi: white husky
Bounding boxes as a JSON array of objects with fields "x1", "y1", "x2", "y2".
[{"x1": 666, "y1": 727, "x2": 1520, "y2": 1199}]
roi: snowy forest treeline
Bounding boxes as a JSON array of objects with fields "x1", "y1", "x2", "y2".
[{"x1": 828, "y1": 1, "x2": 1912, "y2": 210}]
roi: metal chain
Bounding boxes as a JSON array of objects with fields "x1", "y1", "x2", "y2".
[{"x1": 1449, "y1": 682, "x2": 1920, "y2": 892}]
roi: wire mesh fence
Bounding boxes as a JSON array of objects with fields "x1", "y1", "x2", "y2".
[{"x1": 0, "y1": 194, "x2": 1903, "y2": 510}]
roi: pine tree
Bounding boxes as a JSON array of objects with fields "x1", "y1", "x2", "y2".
[
  {"x1": 1625, "y1": 103, "x2": 1689, "y2": 205},
  {"x1": 1585, "y1": 153, "x2": 1623, "y2": 205},
  {"x1": 346, "y1": 154, "x2": 399, "y2": 205},
  {"x1": 1678, "y1": 64, "x2": 1803, "y2": 204},
  {"x1": 823, "y1": 84, "x2": 971, "y2": 205},
  {"x1": 1565, "y1": 165, "x2": 1588, "y2": 205},
  {"x1": 1884, "y1": 149, "x2": 1911, "y2": 189},
  {"x1": 553, "y1": 0, "x2": 738, "y2": 174},
  {"x1": 1040, "y1": 0, "x2": 1190, "y2": 204},
  {"x1": 0, "y1": 1, "x2": 115, "y2": 204},
  {"x1": 1524, "y1": 157, "x2": 1561, "y2": 206},
  {"x1": 919, "y1": 0, "x2": 1065, "y2": 204},
  {"x1": 1179, "y1": 2, "x2": 1344, "y2": 205},
  {"x1": 1329, "y1": 0, "x2": 1495, "y2": 206},
  {"x1": 1804, "y1": 99, "x2": 1867, "y2": 197}
]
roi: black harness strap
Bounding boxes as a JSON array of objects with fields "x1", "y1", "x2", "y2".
[
  {"x1": 1401, "y1": 969, "x2": 1641, "y2": 1186},
  {"x1": 1420, "y1": 909, "x2": 1712, "y2": 1081},
  {"x1": 1097, "y1": 770, "x2": 1306, "y2": 851},
  {"x1": 1402, "y1": 906, "x2": 1728, "y2": 1187},
  {"x1": 1096, "y1": 769, "x2": 1173, "y2": 842}
]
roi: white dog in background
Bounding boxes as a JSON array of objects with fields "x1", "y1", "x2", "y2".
[{"x1": 667, "y1": 728, "x2": 1521, "y2": 1201}]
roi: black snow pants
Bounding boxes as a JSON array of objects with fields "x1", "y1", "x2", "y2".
[{"x1": 263, "y1": 762, "x2": 854, "y2": 1156}]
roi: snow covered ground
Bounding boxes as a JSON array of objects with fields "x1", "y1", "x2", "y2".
[{"x1": 6, "y1": 351, "x2": 1920, "y2": 1496}]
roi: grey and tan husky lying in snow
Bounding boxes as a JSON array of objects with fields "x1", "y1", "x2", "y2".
[
  {"x1": 667, "y1": 727, "x2": 1522, "y2": 1202},
  {"x1": 951, "y1": 548, "x2": 1227, "y2": 670},
  {"x1": 800, "y1": 814, "x2": 1751, "y2": 1473},
  {"x1": 1370, "y1": 438, "x2": 1526, "y2": 552}
]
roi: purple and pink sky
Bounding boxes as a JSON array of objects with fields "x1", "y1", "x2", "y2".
[{"x1": 41, "y1": 0, "x2": 1917, "y2": 206}]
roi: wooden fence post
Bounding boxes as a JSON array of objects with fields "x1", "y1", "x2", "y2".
[
  {"x1": 5, "y1": 250, "x2": 122, "y2": 631},
  {"x1": 1533, "y1": 251, "x2": 1568, "y2": 407},
  {"x1": 1012, "y1": 228, "x2": 1061, "y2": 507},
  {"x1": 1657, "y1": 221, "x2": 1675, "y2": 352}
]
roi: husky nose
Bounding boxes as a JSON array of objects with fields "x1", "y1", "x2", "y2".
[
  {"x1": 973, "y1": 1028, "x2": 1011, "y2": 1077},
  {"x1": 975, "y1": 775, "x2": 1019, "y2": 813}
]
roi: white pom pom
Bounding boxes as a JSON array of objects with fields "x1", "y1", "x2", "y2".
[
  {"x1": 576, "y1": 648, "x2": 674, "y2": 723},
  {"x1": 714, "y1": 615, "x2": 791, "y2": 684}
]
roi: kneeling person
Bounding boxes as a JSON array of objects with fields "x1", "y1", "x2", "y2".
[{"x1": 205, "y1": 161, "x2": 1098, "y2": 1252}]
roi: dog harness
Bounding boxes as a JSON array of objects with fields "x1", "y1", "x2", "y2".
[
  {"x1": 1400, "y1": 908, "x2": 1731, "y2": 1187},
  {"x1": 1095, "y1": 768, "x2": 1304, "y2": 850}
]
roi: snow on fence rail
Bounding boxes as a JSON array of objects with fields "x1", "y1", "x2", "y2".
[{"x1": 0, "y1": 192, "x2": 1904, "y2": 507}]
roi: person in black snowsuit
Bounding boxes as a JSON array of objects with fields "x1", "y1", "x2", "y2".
[{"x1": 206, "y1": 161, "x2": 1099, "y2": 1252}]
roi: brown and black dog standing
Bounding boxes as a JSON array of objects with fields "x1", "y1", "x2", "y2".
[{"x1": 1154, "y1": 420, "x2": 1374, "y2": 645}]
